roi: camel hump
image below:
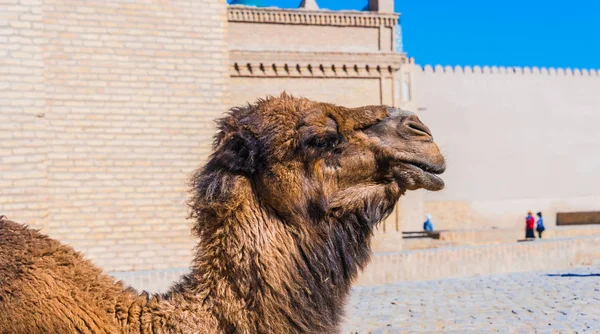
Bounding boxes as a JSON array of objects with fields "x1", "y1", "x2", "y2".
[{"x1": 0, "y1": 217, "x2": 128, "y2": 333}]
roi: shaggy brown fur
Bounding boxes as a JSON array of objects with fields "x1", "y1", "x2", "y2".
[{"x1": 0, "y1": 94, "x2": 445, "y2": 334}]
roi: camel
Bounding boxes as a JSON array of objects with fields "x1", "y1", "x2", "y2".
[{"x1": 0, "y1": 94, "x2": 446, "y2": 334}]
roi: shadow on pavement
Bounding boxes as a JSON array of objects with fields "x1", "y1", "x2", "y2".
[{"x1": 546, "y1": 273, "x2": 600, "y2": 277}]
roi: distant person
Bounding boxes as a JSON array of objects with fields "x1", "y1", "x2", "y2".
[
  {"x1": 525, "y1": 211, "x2": 535, "y2": 239},
  {"x1": 423, "y1": 213, "x2": 434, "y2": 232},
  {"x1": 536, "y1": 212, "x2": 545, "y2": 238}
]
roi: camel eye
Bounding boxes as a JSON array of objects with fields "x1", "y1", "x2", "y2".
[{"x1": 303, "y1": 132, "x2": 340, "y2": 151}]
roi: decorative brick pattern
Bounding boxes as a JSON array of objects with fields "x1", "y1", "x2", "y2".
[
  {"x1": 422, "y1": 64, "x2": 600, "y2": 76},
  {"x1": 230, "y1": 51, "x2": 408, "y2": 78},
  {"x1": 228, "y1": 5, "x2": 399, "y2": 28},
  {"x1": 1, "y1": 0, "x2": 230, "y2": 272}
]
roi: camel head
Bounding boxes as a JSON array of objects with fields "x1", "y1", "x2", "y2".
[
  {"x1": 186, "y1": 93, "x2": 446, "y2": 333},
  {"x1": 199, "y1": 93, "x2": 445, "y2": 228}
]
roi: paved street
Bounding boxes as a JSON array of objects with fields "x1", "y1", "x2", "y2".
[{"x1": 343, "y1": 266, "x2": 600, "y2": 333}]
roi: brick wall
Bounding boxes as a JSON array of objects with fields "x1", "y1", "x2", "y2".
[
  {"x1": 229, "y1": 77, "x2": 381, "y2": 107},
  {"x1": 229, "y1": 23, "x2": 380, "y2": 53},
  {"x1": 1, "y1": 0, "x2": 230, "y2": 272},
  {"x1": 1, "y1": 0, "x2": 49, "y2": 229}
]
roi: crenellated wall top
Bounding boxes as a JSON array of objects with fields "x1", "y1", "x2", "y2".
[
  {"x1": 420, "y1": 64, "x2": 600, "y2": 77},
  {"x1": 228, "y1": 5, "x2": 400, "y2": 28}
]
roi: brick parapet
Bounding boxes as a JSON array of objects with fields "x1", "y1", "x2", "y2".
[
  {"x1": 421, "y1": 64, "x2": 600, "y2": 76},
  {"x1": 228, "y1": 5, "x2": 399, "y2": 28}
]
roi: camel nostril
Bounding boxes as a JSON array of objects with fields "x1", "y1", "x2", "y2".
[{"x1": 405, "y1": 121, "x2": 432, "y2": 137}]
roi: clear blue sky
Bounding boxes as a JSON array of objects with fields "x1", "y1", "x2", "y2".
[{"x1": 228, "y1": 0, "x2": 600, "y2": 69}]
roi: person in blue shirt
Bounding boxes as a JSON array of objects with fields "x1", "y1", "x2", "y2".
[
  {"x1": 423, "y1": 213, "x2": 434, "y2": 232},
  {"x1": 536, "y1": 212, "x2": 545, "y2": 238}
]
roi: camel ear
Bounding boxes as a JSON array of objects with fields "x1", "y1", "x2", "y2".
[{"x1": 212, "y1": 129, "x2": 262, "y2": 175}]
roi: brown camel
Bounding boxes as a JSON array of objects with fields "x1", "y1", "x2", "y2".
[{"x1": 0, "y1": 94, "x2": 445, "y2": 334}]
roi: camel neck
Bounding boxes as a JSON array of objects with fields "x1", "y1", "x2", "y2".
[
  {"x1": 177, "y1": 172, "x2": 399, "y2": 333},
  {"x1": 177, "y1": 204, "x2": 374, "y2": 333}
]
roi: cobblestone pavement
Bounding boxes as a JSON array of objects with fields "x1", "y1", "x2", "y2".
[{"x1": 343, "y1": 266, "x2": 600, "y2": 333}]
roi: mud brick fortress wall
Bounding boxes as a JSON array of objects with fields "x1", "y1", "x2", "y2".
[
  {"x1": 413, "y1": 65, "x2": 600, "y2": 231},
  {"x1": 2, "y1": 0, "x2": 600, "y2": 275},
  {"x1": 1, "y1": 0, "x2": 230, "y2": 271}
]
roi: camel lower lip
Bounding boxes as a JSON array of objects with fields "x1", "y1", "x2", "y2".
[
  {"x1": 395, "y1": 162, "x2": 445, "y2": 191},
  {"x1": 424, "y1": 172, "x2": 445, "y2": 190}
]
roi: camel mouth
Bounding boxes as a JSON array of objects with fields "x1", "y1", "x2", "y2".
[
  {"x1": 393, "y1": 160, "x2": 445, "y2": 191},
  {"x1": 404, "y1": 160, "x2": 445, "y2": 175}
]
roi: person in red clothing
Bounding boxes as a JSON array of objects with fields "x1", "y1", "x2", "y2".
[{"x1": 525, "y1": 210, "x2": 536, "y2": 239}]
